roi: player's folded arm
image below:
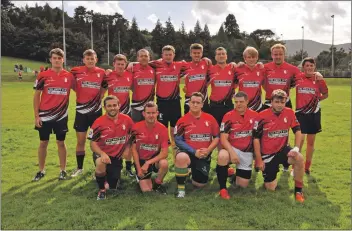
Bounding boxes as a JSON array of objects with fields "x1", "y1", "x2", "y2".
[{"x1": 175, "y1": 135, "x2": 196, "y2": 157}]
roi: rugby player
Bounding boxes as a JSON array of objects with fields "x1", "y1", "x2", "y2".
[
  {"x1": 70, "y1": 49, "x2": 107, "y2": 177},
  {"x1": 295, "y1": 57, "x2": 328, "y2": 175},
  {"x1": 174, "y1": 92, "x2": 219, "y2": 198},
  {"x1": 217, "y1": 91, "x2": 259, "y2": 199},
  {"x1": 253, "y1": 89, "x2": 305, "y2": 203},
  {"x1": 32, "y1": 48, "x2": 74, "y2": 181},
  {"x1": 104, "y1": 54, "x2": 134, "y2": 177},
  {"x1": 88, "y1": 95, "x2": 133, "y2": 200},
  {"x1": 131, "y1": 101, "x2": 169, "y2": 194}
]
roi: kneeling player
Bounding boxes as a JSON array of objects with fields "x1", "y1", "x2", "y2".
[
  {"x1": 253, "y1": 89, "x2": 305, "y2": 203},
  {"x1": 174, "y1": 92, "x2": 219, "y2": 198},
  {"x1": 88, "y1": 95, "x2": 133, "y2": 200},
  {"x1": 131, "y1": 101, "x2": 169, "y2": 194},
  {"x1": 216, "y1": 91, "x2": 258, "y2": 199}
]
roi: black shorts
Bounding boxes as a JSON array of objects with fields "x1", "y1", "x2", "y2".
[
  {"x1": 74, "y1": 109, "x2": 102, "y2": 132},
  {"x1": 209, "y1": 101, "x2": 233, "y2": 126},
  {"x1": 263, "y1": 99, "x2": 292, "y2": 110},
  {"x1": 262, "y1": 146, "x2": 292, "y2": 183},
  {"x1": 296, "y1": 110, "x2": 322, "y2": 134},
  {"x1": 136, "y1": 159, "x2": 159, "y2": 180},
  {"x1": 93, "y1": 152, "x2": 123, "y2": 180},
  {"x1": 157, "y1": 99, "x2": 181, "y2": 127},
  {"x1": 35, "y1": 117, "x2": 68, "y2": 141},
  {"x1": 176, "y1": 150, "x2": 211, "y2": 184},
  {"x1": 184, "y1": 96, "x2": 210, "y2": 114}
]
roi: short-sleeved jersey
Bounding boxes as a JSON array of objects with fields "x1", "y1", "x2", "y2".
[
  {"x1": 70, "y1": 66, "x2": 106, "y2": 114},
  {"x1": 183, "y1": 60, "x2": 209, "y2": 98},
  {"x1": 208, "y1": 64, "x2": 236, "y2": 103},
  {"x1": 151, "y1": 60, "x2": 187, "y2": 100},
  {"x1": 295, "y1": 73, "x2": 328, "y2": 114},
  {"x1": 87, "y1": 114, "x2": 133, "y2": 158},
  {"x1": 235, "y1": 65, "x2": 265, "y2": 111},
  {"x1": 105, "y1": 71, "x2": 133, "y2": 114},
  {"x1": 220, "y1": 109, "x2": 259, "y2": 152},
  {"x1": 253, "y1": 108, "x2": 300, "y2": 155},
  {"x1": 130, "y1": 64, "x2": 156, "y2": 110},
  {"x1": 33, "y1": 69, "x2": 74, "y2": 122},
  {"x1": 264, "y1": 62, "x2": 301, "y2": 100},
  {"x1": 175, "y1": 112, "x2": 219, "y2": 150},
  {"x1": 131, "y1": 121, "x2": 168, "y2": 160}
]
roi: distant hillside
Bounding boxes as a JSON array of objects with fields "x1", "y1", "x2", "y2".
[{"x1": 284, "y1": 39, "x2": 351, "y2": 57}]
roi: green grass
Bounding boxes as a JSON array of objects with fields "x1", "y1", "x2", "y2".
[{"x1": 1, "y1": 59, "x2": 351, "y2": 229}]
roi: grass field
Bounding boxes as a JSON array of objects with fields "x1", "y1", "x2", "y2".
[{"x1": 1, "y1": 57, "x2": 351, "y2": 229}]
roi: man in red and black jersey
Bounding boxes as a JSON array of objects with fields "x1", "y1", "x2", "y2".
[
  {"x1": 104, "y1": 54, "x2": 134, "y2": 177},
  {"x1": 217, "y1": 91, "x2": 259, "y2": 199},
  {"x1": 208, "y1": 47, "x2": 237, "y2": 134},
  {"x1": 70, "y1": 49, "x2": 107, "y2": 177},
  {"x1": 253, "y1": 89, "x2": 305, "y2": 203},
  {"x1": 88, "y1": 95, "x2": 133, "y2": 200},
  {"x1": 234, "y1": 47, "x2": 265, "y2": 112},
  {"x1": 129, "y1": 49, "x2": 156, "y2": 122},
  {"x1": 295, "y1": 57, "x2": 328, "y2": 175},
  {"x1": 174, "y1": 92, "x2": 219, "y2": 198},
  {"x1": 182, "y1": 43, "x2": 211, "y2": 114},
  {"x1": 32, "y1": 48, "x2": 74, "y2": 181},
  {"x1": 131, "y1": 101, "x2": 169, "y2": 194}
]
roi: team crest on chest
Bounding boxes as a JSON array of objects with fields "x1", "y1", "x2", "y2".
[
  {"x1": 228, "y1": 71, "x2": 232, "y2": 75},
  {"x1": 284, "y1": 70, "x2": 287, "y2": 74},
  {"x1": 201, "y1": 65, "x2": 204, "y2": 70},
  {"x1": 64, "y1": 77, "x2": 67, "y2": 83},
  {"x1": 150, "y1": 70, "x2": 153, "y2": 74},
  {"x1": 257, "y1": 72, "x2": 260, "y2": 76},
  {"x1": 122, "y1": 124, "x2": 126, "y2": 130},
  {"x1": 155, "y1": 134, "x2": 159, "y2": 140},
  {"x1": 205, "y1": 121, "x2": 209, "y2": 127},
  {"x1": 284, "y1": 117, "x2": 287, "y2": 123},
  {"x1": 97, "y1": 73, "x2": 100, "y2": 78},
  {"x1": 250, "y1": 119, "x2": 253, "y2": 124}
]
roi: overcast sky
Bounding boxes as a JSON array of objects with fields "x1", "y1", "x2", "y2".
[{"x1": 12, "y1": 1, "x2": 351, "y2": 45}]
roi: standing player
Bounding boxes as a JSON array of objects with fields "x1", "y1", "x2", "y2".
[
  {"x1": 129, "y1": 49, "x2": 156, "y2": 122},
  {"x1": 253, "y1": 89, "x2": 305, "y2": 203},
  {"x1": 70, "y1": 49, "x2": 107, "y2": 177},
  {"x1": 183, "y1": 43, "x2": 211, "y2": 114},
  {"x1": 295, "y1": 57, "x2": 328, "y2": 175},
  {"x1": 88, "y1": 95, "x2": 133, "y2": 200},
  {"x1": 131, "y1": 102, "x2": 169, "y2": 194},
  {"x1": 234, "y1": 47, "x2": 265, "y2": 112},
  {"x1": 216, "y1": 91, "x2": 259, "y2": 199},
  {"x1": 32, "y1": 48, "x2": 74, "y2": 181},
  {"x1": 174, "y1": 92, "x2": 219, "y2": 198},
  {"x1": 104, "y1": 54, "x2": 134, "y2": 177}
]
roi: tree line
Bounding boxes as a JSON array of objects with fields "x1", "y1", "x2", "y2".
[{"x1": 1, "y1": 0, "x2": 350, "y2": 72}]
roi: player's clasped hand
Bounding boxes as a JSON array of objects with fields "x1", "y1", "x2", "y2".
[{"x1": 101, "y1": 154, "x2": 111, "y2": 164}]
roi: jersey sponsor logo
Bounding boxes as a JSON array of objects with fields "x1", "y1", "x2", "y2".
[
  {"x1": 234, "y1": 130, "x2": 252, "y2": 138},
  {"x1": 243, "y1": 81, "x2": 260, "y2": 88},
  {"x1": 189, "y1": 74, "x2": 206, "y2": 82},
  {"x1": 47, "y1": 87, "x2": 68, "y2": 95},
  {"x1": 137, "y1": 79, "x2": 154, "y2": 85},
  {"x1": 160, "y1": 75, "x2": 178, "y2": 82},
  {"x1": 105, "y1": 136, "x2": 127, "y2": 145},
  {"x1": 297, "y1": 87, "x2": 316, "y2": 94},
  {"x1": 113, "y1": 86, "x2": 130, "y2": 93},
  {"x1": 214, "y1": 80, "x2": 232, "y2": 87},
  {"x1": 81, "y1": 81, "x2": 101, "y2": 89},
  {"x1": 190, "y1": 134, "x2": 211, "y2": 142},
  {"x1": 268, "y1": 78, "x2": 287, "y2": 85},
  {"x1": 268, "y1": 129, "x2": 289, "y2": 138},
  {"x1": 140, "y1": 143, "x2": 159, "y2": 152}
]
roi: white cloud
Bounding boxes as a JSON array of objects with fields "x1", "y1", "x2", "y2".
[{"x1": 147, "y1": 14, "x2": 158, "y2": 24}]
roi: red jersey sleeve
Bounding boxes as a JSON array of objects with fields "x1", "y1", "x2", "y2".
[
  {"x1": 220, "y1": 112, "x2": 231, "y2": 134},
  {"x1": 160, "y1": 126, "x2": 169, "y2": 149},
  {"x1": 291, "y1": 66, "x2": 301, "y2": 88},
  {"x1": 87, "y1": 120, "x2": 101, "y2": 142},
  {"x1": 33, "y1": 72, "x2": 45, "y2": 90},
  {"x1": 318, "y1": 79, "x2": 328, "y2": 95},
  {"x1": 252, "y1": 113, "x2": 265, "y2": 139},
  {"x1": 210, "y1": 115, "x2": 220, "y2": 137},
  {"x1": 174, "y1": 118, "x2": 185, "y2": 137}
]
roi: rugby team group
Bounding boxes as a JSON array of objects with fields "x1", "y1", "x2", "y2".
[{"x1": 32, "y1": 42, "x2": 328, "y2": 202}]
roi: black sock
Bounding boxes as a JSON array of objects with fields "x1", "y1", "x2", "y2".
[
  {"x1": 216, "y1": 164, "x2": 228, "y2": 190},
  {"x1": 126, "y1": 161, "x2": 132, "y2": 171},
  {"x1": 95, "y1": 173, "x2": 106, "y2": 190},
  {"x1": 76, "y1": 154, "x2": 85, "y2": 169},
  {"x1": 294, "y1": 187, "x2": 302, "y2": 194}
]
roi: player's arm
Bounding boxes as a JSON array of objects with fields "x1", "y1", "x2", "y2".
[
  {"x1": 288, "y1": 114, "x2": 302, "y2": 156},
  {"x1": 174, "y1": 124, "x2": 199, "y2": 158},
  {"x1": 33, "y1": 90, "x2": 42, "y2": 128},
  {"x1": 100, "y1": 75, "x2": 109, "y2": 100},
  {"x1": 252, "y1": 119, "x2": 265, "y2": 170},
  {"x1": 90, "y1": 141, "x2": 111, "y2": 164},
  {"x1": 319, "y1": 80, "x2": 329, "y2": 101},
  {"x1": 220, "y1": 119, "x2": 240, "y2": 164},
  {"x1": 205, "y1": 135, "x2": 219, "y2": 155}
]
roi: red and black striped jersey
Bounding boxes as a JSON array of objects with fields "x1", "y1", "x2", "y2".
[
  {"x1": 33, "y1": 69, "x2": 74, "y2": 122},
  {"x1": 88, "y1": 114, "x2": 133, "y2": 158},
  {"x1": 183, "y1": 60, "x2": 210, "y2": 98},
  {"x1": 208, "y1": 64, "x2": 236, "y2": 103}
]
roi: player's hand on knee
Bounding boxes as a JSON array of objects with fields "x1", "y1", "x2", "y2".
[
  {"x1": 195, "y1": 149, "x2": 202, "y2": 159},
  {"x1": 141, "y1": 162, "x2": 150, "y2": 173},
  {"x1": 137, "y1": 169, "x2": 144, "y2": 178},
  {"x1": 101, "y1": 153, "x2": 111, "y2": 164},
  {"x1": 199, "y1": 148, "x2": 209, "y2": 159},
  {"x1": 288, "y1": 146, "x2": 299, "y2": 158},
  {"x1": 35, "y1": 117, "x2": 42, "y2": 128}
]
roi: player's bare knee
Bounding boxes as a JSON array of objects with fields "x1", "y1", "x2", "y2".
[
  {"x1": 95, "y1": 158, "x2": 106, "y2": 173},
  {"x1": 39, "y1": 140, "x2": 49, "y2": 148},
  {"x1": 192, "y1": 180, "x2": 206, "y2": 188},
  {"x1": 159, "y1": 159, "x2": 168, "y2": 170},
  {"x1": 236, "y1": 180, "x2": 249, "y2": 188},
  {"x1": 264, "y1": 182, "x2": 277, "y2": 191},
  {"x1": 175, "y1": 152, "x2": 190, "y2": 167},
  {"x1": 217, "y1": 149, "x2": 230, "y2": 165},
  {"x1": 56, "y1": 140, "x2": 65, "y2": 148}
]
